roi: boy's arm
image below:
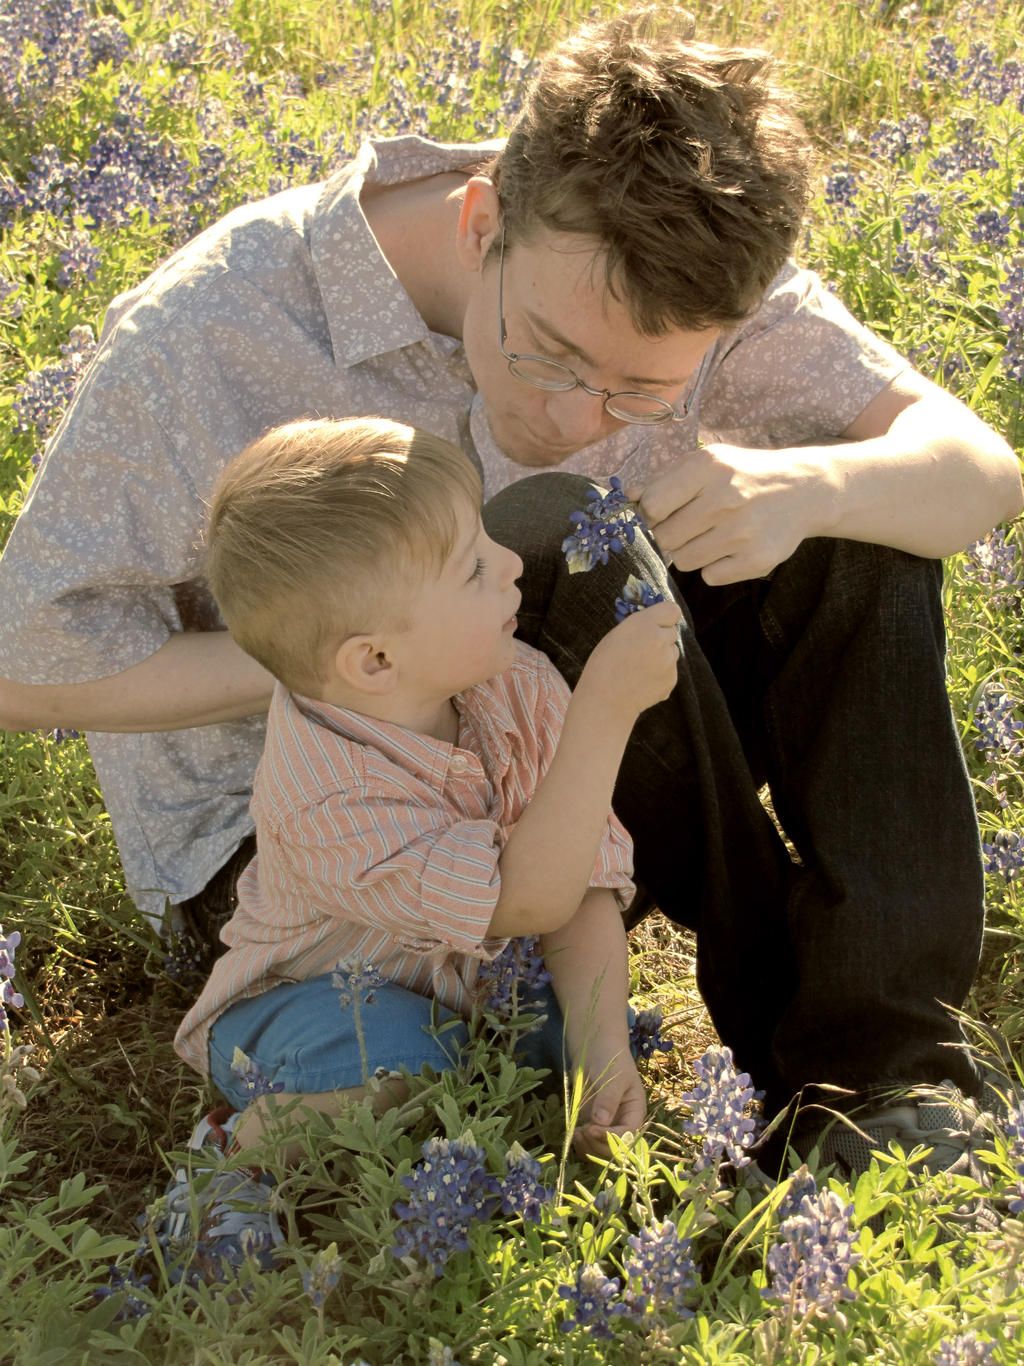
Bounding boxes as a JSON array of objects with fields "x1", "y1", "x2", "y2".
[
  {"x1": 487, "y1": 600, "x2": 681, "y2": 939},
  {"x1": 540, "y1": 886, "x2": 645, "y2": 1157}
]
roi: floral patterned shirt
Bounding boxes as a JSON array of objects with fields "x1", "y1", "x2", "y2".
[{"x1": 0, "y1": 134, "x2": 905, "y2": 926}]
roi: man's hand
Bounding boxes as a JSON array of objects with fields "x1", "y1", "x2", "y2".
[
  {"x1": 572, "y1": 1050, "x2": 647, "y2": 1159},
  {"x1": 575, "y1": 598, "x2": 682, "y2": 720},
  {"x1": 628, "y1": 442, "x2": 835, "y2": 585}
]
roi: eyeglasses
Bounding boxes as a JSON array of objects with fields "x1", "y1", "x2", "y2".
[{"x1": 496, "y1": 228, "x2": 707, "y2": 425}]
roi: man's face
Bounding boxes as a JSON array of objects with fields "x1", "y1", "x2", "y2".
[{"x1": 460, "y1": 226, "x2": 718, "y2": 467}]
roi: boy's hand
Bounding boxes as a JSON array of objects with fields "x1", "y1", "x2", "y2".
[
  {"x1": 572, "y1": 1053, "x2": 648, "y2": 1159},
  {"x1": 576, "y1": 599, "x2": 682, "y2": 721}
]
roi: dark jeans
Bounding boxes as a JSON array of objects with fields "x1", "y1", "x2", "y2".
[{"x1": 483, "y1": 472, "x2": 984, "y2": 1116}]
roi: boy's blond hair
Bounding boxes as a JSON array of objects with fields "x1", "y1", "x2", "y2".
[
  {"x1": 205, "y1": 418, "x2": 482, "y2": 693},
  {"x1": 488, "y1": 6, "x2": 814, "y2": 334}
]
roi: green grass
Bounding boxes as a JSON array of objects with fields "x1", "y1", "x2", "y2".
[{"x1": 2, "y1": 0, "x2": 1024, "y2": 1361}]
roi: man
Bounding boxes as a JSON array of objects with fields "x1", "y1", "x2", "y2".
[{"x1": 0, "y1": 8, "x2": 1019, "y2": 1163}]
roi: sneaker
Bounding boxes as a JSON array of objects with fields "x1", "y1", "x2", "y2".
[
  {"x1": 793, "y1": 1082, "x2": 991, "y2": 1184},
  {"x1": 156, "y1": 1106, "x2": 284, "y2": 1284}
]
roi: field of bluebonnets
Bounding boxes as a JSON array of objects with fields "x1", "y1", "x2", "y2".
[{"x1": 3, "y1": 0, "x2": 1024, "y2": 1361}]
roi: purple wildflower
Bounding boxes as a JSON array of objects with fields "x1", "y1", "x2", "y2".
[
  {"x1": 92, "y1": 1262, "x2": 153, "y2": 1321},
  {"x1": 824, "y1": 170, "x2": 858, "y2": 211},
  {"x1": 677, "y1": 1045, "x2": 760, "y2": 1170},
  {"x1": 923, "y1": 35, "x2": 959, "y2": 85},
  {"x1": 930, "y1": 120, "x2": 999, "y2": 180},
  {"x1": 13, "y1": 323, "x2": 96, "y2": 443},
  {"x1": 230, "y1": 1048, "x2": 286, "y2": 1099},
  {"x1": 982, "y1": 829, "x2": 1024, "y2": 883},
  {"x1": 971, "y1": 209, "x2": 1011, "y2": 249},
  {"x1": 392, "y1": 1135, "x2": 501, "y2": 1274},
  {"x1": 869, "y1": 114, "x2": 929, "y2": 165},
  {"x1": 1003, "y1": 1100, "x2": 1024, "y2": 1215},
  {"x1": 86, "y1": 15, "x2": 131, "y2": 69},
  {"x1": 562, "y1": 477, "x2": 647, "y2": 574},
  {"x1": 477, "y1": 935, "x2": 551, "y2": 1019},
  {"x1": 50, "y1": 728, "x2": 82, "y2": 744},
  {"x1": 302, "y1": 1244, "x2": 342, "y2": 1312},
  {"x1": 557, "y1": 1264, "x2": 631, "y2": 1338},
  {"x1": 0, "y1": 926, "x2": 24, "y2": 1030},
  {"x1": 614, "y1": 576, "x2": 666, "y2": 623},
  {"x1": 57, "y1": 229, "x2": 102, "y2": 287},
  {"x1": 901, "y1": 191, "x2": 943, "y2": 237},
  {"x1": 763, "y1": 1187, "x2": 861, "y2": 1319},
  {"x1": 331, "y1": 960, "x2": 384, "y2": 1008},
  {"x1": 624, "y1": 1219, "x2": 699, "y2": 1318},
  {"x1": 963, "y1": 528, "x2": 1023, "y2": 606},
  {"x1": 1000, "y1": 262, "x2": 1024, "y2": 382},
  {"x1": 934, "y1": 1332, "x2": 998, "y2": 1366},
  {"x1": 499, "y1": 1143, "x2": 555, "y2": 1223},
  {"x1": 0, "y1": 277, "x2": 23, "y2": 318},
  {"x1": 629, "y1": 1007, "x2": 675, "y2": 1062},
  {"x1": 974, "y1": 686, "x2": 1024, "y2": 763}
]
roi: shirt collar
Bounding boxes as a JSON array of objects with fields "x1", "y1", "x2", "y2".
[{"x1": 311, "y1": 134, "x2": 503, "y2": 369}]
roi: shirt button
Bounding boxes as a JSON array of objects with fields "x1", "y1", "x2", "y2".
[{"x1": 449, "y1": 754, "x2": 470, "y2": 775}]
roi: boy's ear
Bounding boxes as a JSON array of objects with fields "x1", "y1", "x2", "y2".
[
  {"x1": 333, "y1": 636, "x2": 399, "y2": 696},
  {"x1": 455, "y1": 176, "x2": 501, "y2": 272}
]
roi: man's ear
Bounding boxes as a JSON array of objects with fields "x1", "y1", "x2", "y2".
[
  {"x1": 333, "y1": 636, "x2": 399, "y2": 696},
  {"x1": 455, "y1": 175, "x2": 501, "y2": 272}
]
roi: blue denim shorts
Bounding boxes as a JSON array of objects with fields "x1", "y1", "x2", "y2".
[{"x1": 208, "y1": 973, "x2": 568, "y2": 1110}]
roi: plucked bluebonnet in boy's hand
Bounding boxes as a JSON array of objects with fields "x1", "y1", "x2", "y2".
[
  {"x1": 562, "y1": 477, "x2": 647, "y2": 574},
  {"x1": 933, "y1": 1331, "x2": 998, "y2": 1366},
  {"x1": 614, "y1": 575, "x2": 666, "y2": 623},
  {"x1": 332, "y1": 960, "x2": 385, "y2": 1007},
  {"x1": 392, "y1": 1135, "x2": 501, "y2": 1274},
  {"x1": 499, "y1": 1142, "x2": 555, "y2": 1222},
  {"x1": 677, "y1": 1045, "x2": 761, "y2": 1170},
  {"x1": 624, "y1": 1218, "x2": 699, "y2": 1318},
  {"x1": 557, "y1": 1264, "x2": 631, "y2": 1338},
  {"x1": 302, "y1": 1243, "x2": 342, "y2": 1311},
  {"x1": 762, "y1": 1187, "x2": 861, "y2": 1319},
  {"x1": 629, "y1": 1006, "x2": 675, "y2": 1061}
]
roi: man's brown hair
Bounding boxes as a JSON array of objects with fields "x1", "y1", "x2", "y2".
[
  {"x1": 488, "y1": 6, "x2": 815, "y2": 333},
  {"x1": 205, "y1": 418, "x2": 482, "y2": 694}
]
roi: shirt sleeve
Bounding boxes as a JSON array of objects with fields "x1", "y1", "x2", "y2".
[
  {"x1": 268, "y1": 797, "x2": 505, "y2": 957},
  {"x1": 699, "y1": 260, "x2": 908, "y2": 449}
]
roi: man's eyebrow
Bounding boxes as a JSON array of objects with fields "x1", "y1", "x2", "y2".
[{"x1": 523, "y1": 308, "x2": 687, "y2": 389}]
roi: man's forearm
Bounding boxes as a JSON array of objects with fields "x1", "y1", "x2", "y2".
[{"x1": 0, "y1": 631, "x2": 275, "y2": 733}]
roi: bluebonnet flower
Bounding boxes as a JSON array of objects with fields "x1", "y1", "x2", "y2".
[
  {"x1": 869, "y1": 114, "x2": 929, "y2": 165},
  {"x1": 824, "y1": 170, "x2": 858, "y2": 211},
  {"x1": 963, "y1": 528, "x2": 1023, "y2": 607},
  {"x1": 934, "y1": 1331, "x2": 998, "y2": 1365},
  {"x1": 0, "y1": 926, "x2": 24, "y2": 1030},
  {"x1": 974, "y1": 686, "x2": 1024, "y2": 763},
  {"x1": 971, "y1": 209, "x2": 1011, "y2": 249},
  {"x1": 777, "y1": 1165, "x2": 819, "y2": 1221},
  {"x1": 629, "y1": 1007, "x2": 675, "y2": 1061},
  {"x1": 1003, "y1": 1100, "x2": 1024, "y2": 1215},
  {"x1": 677, "y1": 1045, "x2": 760, "y2": 1170},
  {"x1": 13, "y1": 324, "x2": 97, "y2": 444},
  {"x1": 427, "y1": 1342, "x2": 463, "y2": 1366},
  {"x1": 230, "y1": 1048, "x2": 286, "y2": 1099},
  {"x1": 563, "y1": 477, "x2": 647, "y2": 574},
  {"x1": 0, "y1": 278, "x2": 23, "y2": 318},
  {"x1": 961, "y1": 42, "x2": 1011, "y2": 107},
  {"x1": 499, "y1": 1143, "x2": 555, "y2": 1222},
  {"x1": 763, "y1": 1187, "x2": 861, "y2": 1319},
  {"x1": 982, "y1": 829, "x2": 1024, "y2": 883},
  {"x1": 1000, "y1": 262, "x2": 1024, "y2": 383},
  {"x1": 93, "y1": 1262, "x2": 153, "y2": 1320},
  {"x1": 624, "y1": 1219, "x2": 699, "y2": 1318},
  {"x1": 332, "y1": 961, "x2": 384, "y2": 1008},
  {"x1": 930, "y1": 120, "x2": 999, "y2": 180},
  {"x1": 50, "y1": 728, "x2": 82, "y2": 743},
  {"x1": 160, "y1": 934, "x2": 205, "y2": 990},
  {"x1": 58, "y1": 228, "x2": 102, "y2": 287},
  {"x1": 86, "y1": 15, "x2": 131, "y2": 69},
  {"x1": 302, "y1": 1243, "x2": 341, "y2": 1311},
  {"x1": 557, "y1": 1264, "x2": 631, "y2": 1338},
  {"x1": 392, "y1": 1135, "x2": 500, "y2": 1274},
  {"x1": 477, "y1": 935, "x2": 551, "y2": 1018},
  {"x1": 924, "y1": 35, "x2": 959, "y2": 85},
  {"x1": 614, "y1": 575, "x2": 666, "y2": 624},
  {"x1": 901, "y1": 191, "x2": 943, "y2": 237}
]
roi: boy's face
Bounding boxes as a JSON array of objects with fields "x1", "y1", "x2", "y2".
[
  {"x1": 460, "y1": 225, "x2": 718, "y2": 467},
  {"x1": 394, "y1": 497, "x2": 524, "y2": 699}
]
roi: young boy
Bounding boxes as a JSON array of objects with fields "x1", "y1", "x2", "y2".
[{"x1": 167, "y1": 415, "x2": 681, "y2": 1275}]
